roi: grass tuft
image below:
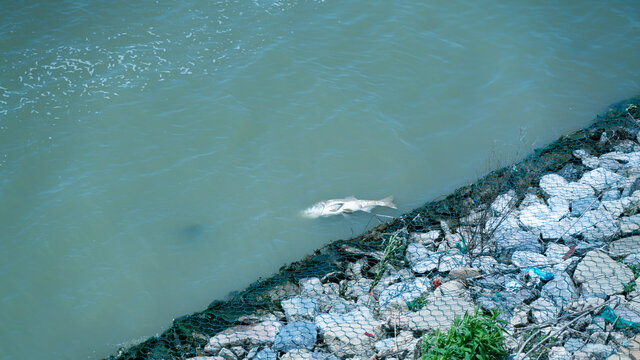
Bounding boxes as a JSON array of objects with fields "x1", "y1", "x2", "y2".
[{"x1": 419, "y1": 307, "x2": 508, "y2": 360}]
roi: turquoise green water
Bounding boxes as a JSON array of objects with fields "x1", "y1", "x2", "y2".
[{"x1": 1, "y1": 1, "x2": 639, "y2": 359}]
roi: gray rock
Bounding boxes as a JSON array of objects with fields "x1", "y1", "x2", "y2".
[
  {"x1": 253, "y1": 348, "x2": 277, "y2": 360},
  {"x1": 246, "y1": 347, "x2": 259, "y2": 360},
  {"x1": 599, "y1": 151, "x2": 640, "y2": 168},
  {"x1": 581, "y1": 344, "x2": 614, "y2": 358},
  {"x1": 624, "y1": 177, "x2": 640, "y2": 197},
  {"x1": 205, "y1": 319, "x2": 282, "y2": 352},
  {"x1": 321, "y1": 296, "x2": 357, "y2": 314},
  {"x1": 476, "y1": 273, "x2": 519, "y2": 290},
  {"x1": 281, "y1": 297, "x2": 319, "y2": 322},
  {"x1": 280, "y1": 349, "x2": 312, "y2": 360},
  {"x1": 563, "y1": 338, "x2": 585, "y2": 352},
  {"x1": 230, "y1": 346, "x2": 246, "y2": 358},
  {"x1": 548, "y1": 196, "x2": 570, "y2": 218},
  {"x1": 540, "y1": 174, "x2": 595, "y2": 201},
  {"x1": 600, "y1": 191, "x2": 640, "y2": 218},
  {"x1": 345, "y1": 259, "x2": 367, "y2": 280},
  {"x1": 573, "y1": 209, "x2": 616, "y2": 234},
  {"x1": 378, "y1": 277, "x2": 430, "y2": 310},
  {"x1": 614, "y1": 139, "x2": 639, "y2": 153},
  {"x1": 520, "y1": 193, "x2": 546, "y2": 208},
  {"x1": 570, "y1": 209, "x2": 619, "y2": 241},
  {"x1": 410, "y1": 230, "x2": 441, "y2": 245},
  {"x1": 609, "y1": 236, "x2": 640, "y2": 257},
  {"x1": 520, "y1": 203, "x2": 562, "y2": 229},
  {"x1": 624, "y1": 253, "x2": 640, "y2": 265},
  {"x1": 558, "y1": 163, "x2": 582, "y2": 181},
  {"x1": 389, "y1": 294, "x2": 475, "y2": 332},
  {"x1": 218, "y1": 348, "x2": 237, "y2": 360},
  {"x1": 273, "y1": 321, "x2": 317, "y2": 353},
  {"x1": 509, "y1": 306, "x2": 530, "y2": 327},
  {"x1": 323, "y1": 283, "x2": 340, "y2": 296},
  {"x1": 406, "y1": 243, "x2": 437, "y2": 273},
  {"x1": 491, "y1": 190, "x2": 517, "y2": 216},
  {"x1": 530, "y1": 297, "x2": 558, "y2": 324},
  {"x1": 299, "y1": 278, "x2": 325, "y2": 298},
  {"x1": 342, "y1": 278, "x2": 373, "y2": 299},
  {"x1": 477, "y1": 289, "x2": 538, "y2": 316},
  {"x1": 620, "y1": 214, "x2": 640, "y2": 234},
  {"x1": 548, "y1": 346, "x2": 571, "y2": 360},
  {"x1": 493, "y1": 226, "x2": 543, "y2": 254},
  {"x1": 574, "y1": 149, "x2": 599, "y2": 168},
  {"x1": 472, "y1": 256, "x2": 499, "y2": 273},
  {"x1": 373, "y1": 331, "x2": 414, "y2": 354},
  {"x1": 571, "y1": 196, "x2": 600, "y2": 217},
  {"x1": 573, "y1": 250, "x2": 634, "y2": 296},
  {"x1": 553, "y1": 256, "x2": 579, "y2": 273},
  {"x1": 511, "y1": 251, "x2": 553, "y2": 268},
  {"x1": 545, "y1": 243, "x2": 570, "y2": 260},
  {"x1": 541, "y1": 272, "x2": 577, "y2": 309},
  {"x1": 540, "y1": 219, "x2": 575, "y2": 240},
  {"x1": 601, "y1": 189, "x2": 621, "y2": 202},
  {"x1": 311, "y1": 352, "x2": 340, "y2": 360},
  {"x1": 437, "y1": 253, "x2": 467, "y2": 272},
  {"x1": 314, "y1": 307, "x2": 382, "y2": 358},
  {"x1": 578, "y1": 168, "x2": 627, "y2": 192},
  {"x1": 572, "y1": 351, "x2": 594, "y2": 360},
  {"x1": 591, "y1": 316, "x2": 607, "y2": 331},
  {"x1": 265, "y1": 282, "x2": 300, "y2": 302}
]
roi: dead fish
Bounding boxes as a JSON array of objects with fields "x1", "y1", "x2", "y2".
[{"x1": 301, "y1": 196, "x2": 396, "y2": 218}]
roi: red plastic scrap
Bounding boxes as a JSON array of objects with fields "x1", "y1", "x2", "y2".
[
  {"x1": 364, "y1": 332, "x2": 375, "y2": 338},
  {"x1": 562, "y1": 245, "x2": 577, "y2": 260},
  {"x1": 431, "y1": 279, "x2": 442, "y2": 289}
]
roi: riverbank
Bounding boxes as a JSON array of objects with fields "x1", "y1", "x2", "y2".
[{"x1": 108, "y1": 97, "x2": 640, "y2": 360}]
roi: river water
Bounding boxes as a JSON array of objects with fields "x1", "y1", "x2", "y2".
[{"x1": 1, "y1": 1, "x2": 639, "y2": 359}]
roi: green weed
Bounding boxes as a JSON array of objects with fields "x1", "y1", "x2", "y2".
[
  {"x1": 370, "y1": 233, "x2": 404, "y2": 292},
  {"x1": 419, "y1": 307, "x2": 508, "y2": 360},
  {"x1": 624, "y1": 280, "x2": 637, "y2": 294},
  {"x1": 408, "y1": 296, "x2": 427, "y2": 311},
  {"x1": 628, "y1": 264, "x2": 640, "y2": 279}
]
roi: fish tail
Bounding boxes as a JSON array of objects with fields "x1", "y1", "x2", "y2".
[{"x1": 379, "y1": 195, "x2": 397, "y2": 209}]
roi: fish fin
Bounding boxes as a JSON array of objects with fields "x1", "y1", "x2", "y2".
[
  {"x1": 379, "y1": 195, "x2": 397, "y2": 209},
  {"x1": 327, "y1": 203, "x2": 344, "y2": 212}
]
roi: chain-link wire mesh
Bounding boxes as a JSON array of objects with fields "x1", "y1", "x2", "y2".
[{"x1": 108, "y1": 98, "x2": 640, "y2": 360}]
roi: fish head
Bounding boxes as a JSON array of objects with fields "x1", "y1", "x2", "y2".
[{"x1": 301, "y1": 200, "x2": 344, "y2": 218}]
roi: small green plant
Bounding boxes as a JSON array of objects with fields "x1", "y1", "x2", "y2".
[
  {"x1": 407, "y1": 296, "x2": 427, "y2": 311},
  {"x1": 419, "y1": 307, "x2": 508, "y2": 360},
  {"x1": 370, "y1": 233, "x2": 404, "y2": 291},
  {"x1": 628, "y1": 264, "x2": 640, "y2": 279},
  {"x1": 624, "y1": 280, "x2": 637, "y2": 294}
]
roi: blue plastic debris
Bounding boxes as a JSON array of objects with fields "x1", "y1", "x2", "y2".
[
  {"x1": 596, "y1": 306, "x2": 640, "y2": 331},
  {"x1": 505, "y1": 281, "x2": 521, "y2": 292},
  {"x1": 524, "y1": 267, "x2": 554, "y2": 281}
]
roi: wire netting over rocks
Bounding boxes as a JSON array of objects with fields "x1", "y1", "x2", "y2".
[{"x1": 108, "y1": 98, "x2": 640, "y2": 360}]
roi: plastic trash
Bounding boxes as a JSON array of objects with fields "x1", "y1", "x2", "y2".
[
  {"x1": 455, "y1": 241, "x2": 467, "y2": 254},
  {"x1": 524, "y1": 267, "x2": 554, "y2": 281},
  {"x1": 596, "y1": 306, "x2": 640, "y2": 331},
  {"x1": 505, "y1": 281, "x2": 521, "y2": 292}
]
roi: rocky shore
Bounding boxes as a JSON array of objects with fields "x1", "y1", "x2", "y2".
[{"x1": 109, "y1": 99, "x2": 640, "y2": 360}]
